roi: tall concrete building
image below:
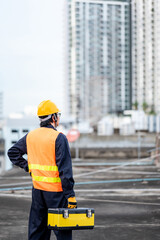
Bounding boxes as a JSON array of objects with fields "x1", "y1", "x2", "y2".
[
  {"x1": 65, "y1": 0, "x2": 132, "y2": 124},
  {"x1": 132, "y1": 0, "x2": 160, "y2": 114}
]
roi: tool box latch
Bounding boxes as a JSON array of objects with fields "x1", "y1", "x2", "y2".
[
  {"x1": 63, "y1": 209, "x2": 69, "y2": 219},
  {"x1": 86, "y1": 209, "x2": 92, "y2": 218}
]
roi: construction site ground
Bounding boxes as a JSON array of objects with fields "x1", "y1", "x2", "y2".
[{"x1": 0, "y1": 157, "x2": 160, "y2": 240}]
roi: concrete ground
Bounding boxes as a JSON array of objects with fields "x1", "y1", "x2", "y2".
[{"x1": 1, "y1": 157, "x2": 160, "y2": 240}]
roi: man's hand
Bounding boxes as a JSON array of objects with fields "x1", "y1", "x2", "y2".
[{"x1": 67, "y1": 196, "x2": 77, "y2": 209}]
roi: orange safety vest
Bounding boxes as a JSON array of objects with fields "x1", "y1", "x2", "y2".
[{"x1": 26, "y1": 127, "x2": 63, "y2": 192}]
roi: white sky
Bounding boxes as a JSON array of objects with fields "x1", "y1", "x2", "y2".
[{"x1": 0, "y1": 0, "x2": 66, "y2": 117}]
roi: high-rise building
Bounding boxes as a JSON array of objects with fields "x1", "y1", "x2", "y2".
[
  {"x1": 65, "y1": 0, "x2": 132, "y2": 124},
  {"x1": 132, "y1": 0, "x2": 160, "y2": 114}
]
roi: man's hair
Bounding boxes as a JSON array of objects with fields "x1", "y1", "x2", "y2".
[{"x1": 39, "y1": 114, "x2": 53, "y2": 127}]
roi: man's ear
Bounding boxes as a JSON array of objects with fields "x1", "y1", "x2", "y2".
[
  {"x1": 52, "y1": 115, "x2": 55, "y2": 123},
  {"x1": 52, "y1": 114, "x2": 57, "y2": 123}
]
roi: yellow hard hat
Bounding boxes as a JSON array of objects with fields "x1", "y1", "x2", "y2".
[{"x1": 37, "y1": 100, "x2": 60, "y2": 117}]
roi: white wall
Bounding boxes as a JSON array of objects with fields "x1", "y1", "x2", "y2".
[{"x1": 3, "y1": 117, "x2": 39, "y2": 171}]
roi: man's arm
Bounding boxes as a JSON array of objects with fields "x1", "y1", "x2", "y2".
[
  {"x1": 7, "y1": 134, "x2": 29, "y2": 172},
  {"x1": 55, "y1": 133, "x2": 75, "y2": 199}
]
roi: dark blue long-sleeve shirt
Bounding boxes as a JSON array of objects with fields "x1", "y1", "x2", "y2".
[{"x1": 7, "y1": 125, "x2": 75, "y2": 198}]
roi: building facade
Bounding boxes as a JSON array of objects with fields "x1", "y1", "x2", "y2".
[
  {"x1": 132, "y1": 0, "x2": 160, "y2": 114},
  {"x1": 66, "y1": 0, "x2": 132, "y2": 124},
  {"x1": 0, "y1": 92, "x2": 3, "y2": 119},
  {"x1": 3, "y1": 117, "x2": 39, "y2": 171}
]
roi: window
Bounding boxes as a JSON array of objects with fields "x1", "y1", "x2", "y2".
[
  {"x1": 11, "y1": 129, "x2": 19, "y2": 133},
  {"x1": 22, "y1": 129, "x2": 29, "y2": 133}
]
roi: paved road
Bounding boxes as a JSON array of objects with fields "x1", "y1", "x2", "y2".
[
  {"x1": 1, "y1": 159, "x2": 160, "y2": 240},
  {"x1": 1, "y1": 193, "x2": 160, "y2": 240}
]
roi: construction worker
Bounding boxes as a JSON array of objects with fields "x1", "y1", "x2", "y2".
[{"x1": 8, "y1": 100, "x2": 77, "y2": 240}]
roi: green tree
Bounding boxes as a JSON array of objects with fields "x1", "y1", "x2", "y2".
[
  {"x1": 142, "y1": 101, "x2": 148, "y2": 113},
  {"x1": 132, "y1": 101, "x2": 138, "y2": 110},
  {"x1": 149, "y1": 105, "x2": 156, "y2": 115}
]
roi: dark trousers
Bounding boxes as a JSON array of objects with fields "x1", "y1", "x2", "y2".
[{"x1": 28, "y1": 188, "x2": 72, "y2": 240}]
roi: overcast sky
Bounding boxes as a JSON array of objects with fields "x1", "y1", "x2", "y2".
[{"x1": 0, "y1": 0, "x2": 65, "y2": 117}]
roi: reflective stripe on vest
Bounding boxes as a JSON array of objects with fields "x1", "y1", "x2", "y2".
[
  {"x1": 29, "y1": 163, "x2": 58, "y2": 172},
  {"x1": 31, "y1": 172, "x2": 61, "y2": 183}
]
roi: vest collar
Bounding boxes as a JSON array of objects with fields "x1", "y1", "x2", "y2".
[{"x1": 46, "y1": 124, "x2": 57, "y2": 131}]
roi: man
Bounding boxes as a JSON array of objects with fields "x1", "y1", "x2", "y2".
[{"x1": 8, "y1": 100, "x2": 77, "y2": 240}]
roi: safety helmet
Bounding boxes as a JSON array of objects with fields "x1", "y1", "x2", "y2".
[{"x1": 37, "y1": 100, "x2": 60, "y2": 117}]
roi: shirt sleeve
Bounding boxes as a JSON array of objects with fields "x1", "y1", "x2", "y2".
[
  {"x1": 7, "y1": 134, "x2": 29, "y2": 172},
  {"x1": 55, "y1": 133, "x2": 75, "y2": 199}
]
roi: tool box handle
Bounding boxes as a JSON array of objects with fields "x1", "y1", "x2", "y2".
[
  {"x1": 63, "y1": 209, "x2": 69, "y2": 219},
  {"x1": 86, "y1": 209, "x2": 92, "y2": 218}
]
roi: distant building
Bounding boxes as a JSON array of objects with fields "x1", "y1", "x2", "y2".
[
  {"x1": 0, "y1": 139, "x2": 5, "y2": 174},
  {"x1": 0, "y1": 117, "x2": 4, "y2": 173},
  {"x1": 3, "y1": 117, "x2": 38, "y2": 171},
  {"x1": 65, "y1": 0, "x2": 132, "y2": 124},
  {"x1": 98, "y1": 110, "x2": 160, "y2": 135},
  {"x1": 132, "y1": 0, "x2": 160, "y2": 114},
  {"x1": 0, "y1": 92, "x2": 3, "y2": 119}
]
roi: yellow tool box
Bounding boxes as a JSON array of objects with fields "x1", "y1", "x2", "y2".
[{"x1": 48, "y1": 208, "x2": 94, "y2": 230}]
